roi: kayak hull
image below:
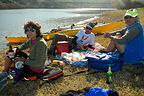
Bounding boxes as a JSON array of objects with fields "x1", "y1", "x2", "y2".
[
  {"x1": 5, "y1": 21, "x2": 124, "y2": 43},
  {"x1": 5, "y1": 34, "x2": 50, "y2": 43},
  {"x1": 5, "y1": 37, "x2": 28, "y2": 43}
]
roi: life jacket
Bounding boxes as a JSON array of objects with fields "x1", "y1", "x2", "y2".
[{"x1": 123, "y1": 23, "x2": 144, "y2": 64}]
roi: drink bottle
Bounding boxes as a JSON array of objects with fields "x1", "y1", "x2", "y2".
[{"x1": 106, "y1": 65, "x2": 112, "y2": 84}]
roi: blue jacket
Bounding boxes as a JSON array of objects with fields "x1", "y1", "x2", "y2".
[
  {"x1": 124, "y1": 23, "x2": 144, "y2": 64},
  {"x1": 82, "y1": 87, "x2": 114, "y2": 96}
]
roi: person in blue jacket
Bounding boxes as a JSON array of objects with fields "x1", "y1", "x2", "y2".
[{"x1": 103, "y1": 9, "x2": 144, "y2": 64}]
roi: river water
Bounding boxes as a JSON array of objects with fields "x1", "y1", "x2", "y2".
[{"x1": 0, "y1": 8, "x2": 116, "y2": 50}]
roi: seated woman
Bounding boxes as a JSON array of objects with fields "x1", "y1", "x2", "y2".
[
  {"x1": 48, "y1": 23, "x2": 96, "y2": 55},
  {"x1": 103, "y1": 9, "x2": 144, "y2": 64},
  {"x1": 0, "y1": 20, "x2": 48, "y2": 81}
]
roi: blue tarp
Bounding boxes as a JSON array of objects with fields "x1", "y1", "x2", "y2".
[{"x1": 82, "y1": 87, "x2": 114, "y2": 96}]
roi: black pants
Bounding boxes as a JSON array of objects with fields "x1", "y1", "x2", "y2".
[{"x1": 22, "y1": 65, "x2": 42, "y2": 78}]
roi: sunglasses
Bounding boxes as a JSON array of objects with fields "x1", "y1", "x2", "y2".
[
  {"x1": 124, "y1": 16, "x2": 133, "y2": 19},
  {"x1": 25, "y1": 28, "x2": 35, "y2": 33},
  {"x1": 86, "y1": 27, "x2": 92, "y2": 30}
]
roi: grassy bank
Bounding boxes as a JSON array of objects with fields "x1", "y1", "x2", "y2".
[
  {"x1": 0, "y1": 2, "x2": 23, "y2": 9},
  {"x1": 0, "y1": 8, "x2": 144, "y2": 96}
]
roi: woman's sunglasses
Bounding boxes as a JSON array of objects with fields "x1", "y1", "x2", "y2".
[
  {"x1": 25, "y1": 28, "x2": 35, "y2": 33},
  {"x1": 124, "y1": 16, "x2": 133, "y2": 19},
  {"x1": 86, "y1": 27, "x2": 92, "y2": 30}
]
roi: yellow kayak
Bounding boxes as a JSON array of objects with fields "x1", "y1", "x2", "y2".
[
  {"x1": 45, "y1": 20, "x2": 124, "y2": 39},
  {"x1": 5, "y1": 37, "x2": 28, "y2": 43},
  {"x1": 5, "y1": 34, "x2": 50, "y2": 43},
  {"x1": 92, "y1": 20, "x2": 124, "y2": 33},
  {"x1": 5, "y1": 21, "x2": 124, "y2": 43}
]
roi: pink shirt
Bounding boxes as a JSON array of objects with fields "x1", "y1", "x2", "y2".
[
  {"x1": 29, "y1": 66, "x2": 45, "y2": 73},
  {"x1": 32, "y1": 39, "x2": 36, "y2": 45}
]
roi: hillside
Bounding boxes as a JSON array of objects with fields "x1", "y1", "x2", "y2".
[
  {"x1": 1, "y1": 0, "x2": 144, "y2": 9},
  {"x1": 0, "y1": 0, "x2": 113, "y2": 9}
]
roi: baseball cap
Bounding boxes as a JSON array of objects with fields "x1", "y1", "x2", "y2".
[
  {"x1": 86, "y1": 22, "x2": 96, "y2": 30},
  {"x1": 125, "y1": 9, "x2": 138, "y2": 17}
]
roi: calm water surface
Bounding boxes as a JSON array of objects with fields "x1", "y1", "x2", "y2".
[{"x1": 0, "y1": 8, "x2": 116, "y2": 50}]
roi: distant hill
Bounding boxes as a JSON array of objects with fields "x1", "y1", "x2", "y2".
[
  {"x1": 0, "y1": 0, "x2": 113, "y2": 9},
  {"x1": 0, "y1": 0, "x2": 143, "y2": 9}
]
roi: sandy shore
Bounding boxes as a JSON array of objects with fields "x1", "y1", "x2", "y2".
[{"x1": 53, "y1": 9, "x2": 120, "y2": 29}]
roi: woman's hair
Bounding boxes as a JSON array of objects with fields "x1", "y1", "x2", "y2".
[{"x1": 24, "y1": 20, "x2": 43, "y2": 38}]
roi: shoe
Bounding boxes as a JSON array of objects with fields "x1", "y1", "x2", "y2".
[
  {"x1": 9, "y1": 68, "x2": 16, "y2": 75},
  {"x1": 8, "y1": 74, "x2": 13, "y2": 80},
  {"x1": 0, "y1": 71, "x2": 8, "y2": 81}
]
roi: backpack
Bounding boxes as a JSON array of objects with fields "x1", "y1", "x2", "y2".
[
  {"x1": 85, "y1": 51, "x2": 123, "y2": 72},
  {"x1": 25, "y1": 66, "x2": 63, "y2": 81}
]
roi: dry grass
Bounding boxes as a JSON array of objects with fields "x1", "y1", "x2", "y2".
[{"x1": 0, "y1": 8, "x2": 144, "y2": 96}]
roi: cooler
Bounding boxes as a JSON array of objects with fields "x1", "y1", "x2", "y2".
[{"x1": 56, "y1": 41, "x2": 69, "y2": 54}]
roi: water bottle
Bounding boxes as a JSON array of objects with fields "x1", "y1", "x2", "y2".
[{"x1": 106, "y1": 65, "x2": 112, "y2": 84}]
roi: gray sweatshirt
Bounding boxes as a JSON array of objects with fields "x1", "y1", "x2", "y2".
[{"x1": 111, "y1": 26, "x2": 141, "y2": 44}]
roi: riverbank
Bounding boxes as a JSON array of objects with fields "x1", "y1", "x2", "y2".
[
  {"x1": 0, "y1": 0, "x2": 144, "y2": 10},
  {"x1": 0, "y1": 8, "x2": 144, "y2": 96},
  {"x1": 0, "y1": 8, "x2": 117, "y2": 50},
  {"x1": 0, "y1": 2, "x2": 23, "y2": 9},
  {"x1": 0, "y1": 1, "x2": 112, "y2": 9}
]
